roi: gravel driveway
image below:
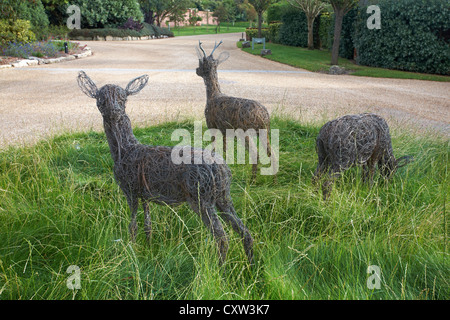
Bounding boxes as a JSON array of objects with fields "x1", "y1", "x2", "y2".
[{"x1": 0, "y1": 33, "x2": 449, "y2": 148}]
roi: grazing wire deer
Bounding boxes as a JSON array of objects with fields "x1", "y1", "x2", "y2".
[
  {"x1": 313, "y1": 113, "x2": 413, "y2": 200},
  {"x1": 77, "y1": 71, "x2": 253, "y2": 265},
  {"x1": 196, "y1": 40, "x2": 275, "y2": 180}
]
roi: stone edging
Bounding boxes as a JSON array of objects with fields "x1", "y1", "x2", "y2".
[{"x1": 0, "y1": 46, "x2": 92, "y2": 69}]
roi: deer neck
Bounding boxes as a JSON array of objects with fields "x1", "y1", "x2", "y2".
[
  {"x1": 204, "y1": 71, "x2": 221, "y2": 101},
  {"x1": 103, "y1": 113, "x2": 139, "y2": 164}
]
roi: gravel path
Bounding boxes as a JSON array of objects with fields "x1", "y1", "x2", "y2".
[{"x1": 0, "y1": 33, "x2": 449, "y2": 148}]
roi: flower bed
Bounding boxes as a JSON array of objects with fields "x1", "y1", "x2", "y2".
[{"x1": 0, "y1": 40, "x2": 90, "y2": 68}]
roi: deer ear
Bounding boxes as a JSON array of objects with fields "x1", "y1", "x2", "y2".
[
  {"x1": 126, "y1": 74, "x2": 149, "y2": 96},
  {"x1": 77, "y1": 71, "x2": 98, "y2": 98},
  {"x1": 217, "y1": 51, "x2": 230, "y2": 65}
]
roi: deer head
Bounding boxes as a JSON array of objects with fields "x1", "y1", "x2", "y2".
[
  {"x1": 77, "y1": 71, "x2": 149, "y2": 119},
  {"x1": 196, "y1": 40, "x2": 230, "y2": 78}
]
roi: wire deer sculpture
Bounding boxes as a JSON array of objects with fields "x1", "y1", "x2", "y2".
[
  {"x1": 196, "y1": 40, "x2": 276, "y2": 180},
  {"x1": 313, "y1": 113, "x2": 413, "y2": 200},
  {"x1": 77, "y1": 71, "x2": 253, "y2": 265}
]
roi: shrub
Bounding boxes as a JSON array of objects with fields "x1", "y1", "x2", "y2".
[
  {"x1": 0, "y1": 19, "x2": 36, "y2": 46},
  {"x1": 119, "y1": 18, "x2": 144, "y2": 31},
  {"x1": 277, "y1": 6, "x2": 308, "y2": 47},
  {"x1": 354, "y1": 0, "x2": 450, "y2": 75},
  {"x1": 318, "y1": 11, "x2": 332, "y2": 50},
  {"x1": 68, "y1": 23, "x2": 173, "y2": 40},
  {"x1": 68, "y1": 0, "x2": 143, "y2": 28},
  {"x1": 268, "y1": 22, "x2": 283, "y2": 44},
  {"x1": 16, "y1": 0, "x2": 49, "y2": 30},
  {"x1": 245, "y1": 28, "x2": 270, "y2": 41},
  {"x1": 266, "y1": 2, "x2": 286, "y2": 23}
]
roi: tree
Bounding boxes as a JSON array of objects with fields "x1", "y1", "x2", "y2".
[
  {"x1": 329, "y1": 0, "x2": 357, "y2": 65},
  {"x1": 188, "y1": 8, "x2": 202, "y2": 32},
  {"x1": 140, "y1": 0, "x2": 191, "y2": 27},
  {"x1": 168, "y1": 6, "x2": 187, "y2": 29},
  {"x1": 70, "y1": 0, "x2": 143, "y2": 28},
  {"x1": 213, "y1": 3, "x2": 229, "y2": 32},
  {"x1": 248, "y1": 0, "x2": 272, "y2": 38},
  {"x1": 287, "y1": 0, "x2": 327, "y2": 50}
]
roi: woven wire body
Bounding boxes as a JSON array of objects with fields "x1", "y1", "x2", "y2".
[
  {"x1": 196, "y1": 41, "x2": 273, "y2": 179},
  {"x1": 77, "y1": 71, "x2": 254, "y2": 265},
  {"x1": 313, "y1": 113, "x2": 400, "y2": 199}
]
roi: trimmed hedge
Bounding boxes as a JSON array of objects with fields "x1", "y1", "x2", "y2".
[
  {"x1": 278, "y1": 7, "x2": 308, "y2": 47},
  {"x1": 68, "y1": 23, "x2": 174, "y2": 40},
  {"x1": 355, "y1": 0, "x2": 450, "y2": 75},
  {"x1": 245, "y1": 23, "x2": 282, "y2": 43},
  {"x1": 277, "y1": 6, "x2": 321, "y2": 48}
]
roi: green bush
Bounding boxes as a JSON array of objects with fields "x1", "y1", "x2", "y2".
[
  {"x1": 0, "y1": 19, "x2": 36, "y2": 46},
  {"x1": 277, "y1": 5, "x2": 320, "y2": 48},
  {"x1": 355, "y1": 0, "x2": 450, "y2": 75},
  {"x1": 268, "y1": 22, "x2": 283, "y2": 43},
  {"x1": 266, "y1": 1, "x2": 286, "y2": 23},
  {"x1": 245, "y1": 25, "x2": 281, "y2": 44},
  {"x1": 318, "y1": 11, "x2": 332, "y2": 50},
  {"x1": 245, "y1": 28, "x2": 270, "y2": 41},
  {"x1": 68, "y1": 0, "x2": 143, "y2": 28},
  {"x1": 278, "y1": 6, "x2": 308, "y2": 47}
]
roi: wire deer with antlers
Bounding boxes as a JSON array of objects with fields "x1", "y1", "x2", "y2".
[
  {"x1": 196, "y1": 40, "x2": 276, "y2": 180},
  {"x1": 77, "y1": 71, "x2": 254, "y2": 265}
]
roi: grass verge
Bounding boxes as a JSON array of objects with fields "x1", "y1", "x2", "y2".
[
  {"x1": 171, "y1": 23, "x2": 246, "y2": 37},
  {"x1": 0, "y1": 118, "x2": 448, "y2": 299},
  {"x1": 237, "y1": 41, "x2": 450, "y2": 82}
]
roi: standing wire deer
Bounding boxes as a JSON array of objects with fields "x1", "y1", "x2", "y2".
[
  {"x1": 196, "y1": 40, "x2": 276, "y2": 180},
  {"x1": 313, "y1": 113, "x2": 413, "y2": 200},
  {"x1": 77, "y1": 71, "x2": 253, "y2": 265}
]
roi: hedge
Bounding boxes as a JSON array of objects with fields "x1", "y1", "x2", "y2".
[
  {"x1": 68, "y1": 23, "x2": 174, "y2": 40},
  {"x1": 355, "y1": 0, "x2": 450, "y2": 75}
]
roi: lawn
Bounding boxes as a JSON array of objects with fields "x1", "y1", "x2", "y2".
[
  {"x1": 171, "y1": 22, "x2": 247, "y2": 37},
  {"x1": 0, "y1": 118, "x2": 448, "y2": 300},
  {"x1": 238, "y1": 42, "x2": 450, "y2": 82}
]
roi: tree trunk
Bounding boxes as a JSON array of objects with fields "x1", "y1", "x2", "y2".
[
  {"x1": 257, "y1": 12, "x2": 263, "y2": 38},
  {"x1": 331, "y1": 9, "x2": 344, "y2": 65},
  {"x1": 307, "y1": 16, "x2": 315, "y2": 50}
]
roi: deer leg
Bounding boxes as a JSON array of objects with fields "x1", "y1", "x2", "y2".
[
  {"x1": 362, "y1": 164, "x2": 369, "y2": 183},
  {"x1": 203, "y1": 206, "x2": 229, "y2": 265},
  {"x1": 189, "y1": 201, "x2": 229, "y2": 265},
  {"x1": 363, "y1": 157, "x2": 377, "y2": 186},
  {"x1": 245, "y1": 136, "x2": 258, "y2": 181},
  {"x1": 222, "y1": 134, "x2": 227, "y2": 160},
  {"x1": 127, "y1": 196, "x2": 139, "y2": 242},
  {"x1": 313, "y1": 162, "x2": 327, "y2": 186},
  {"x1": 265, "y1": 136, "x2": 278, "y2": 184},
  {"x1": 217, "y1": 200, "x2": 254, "y2": 265},
  {"x1": 143, "y1": 201, "x2": 152, "y2": 242},
  {"x1": 322, "y1": 167, "x2": 341, "y2": 200}
]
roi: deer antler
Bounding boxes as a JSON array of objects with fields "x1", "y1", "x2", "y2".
[
  {"x1": 198, "y1": 40, "x2": 207, "y2": 58},
  {"x1": 210, "y1": 40, "x2": 223, "y2": 57}
]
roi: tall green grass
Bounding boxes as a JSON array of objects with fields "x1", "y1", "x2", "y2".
[{"x1": 0, "y1": 118, "x2": 448, "y2": 299}]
